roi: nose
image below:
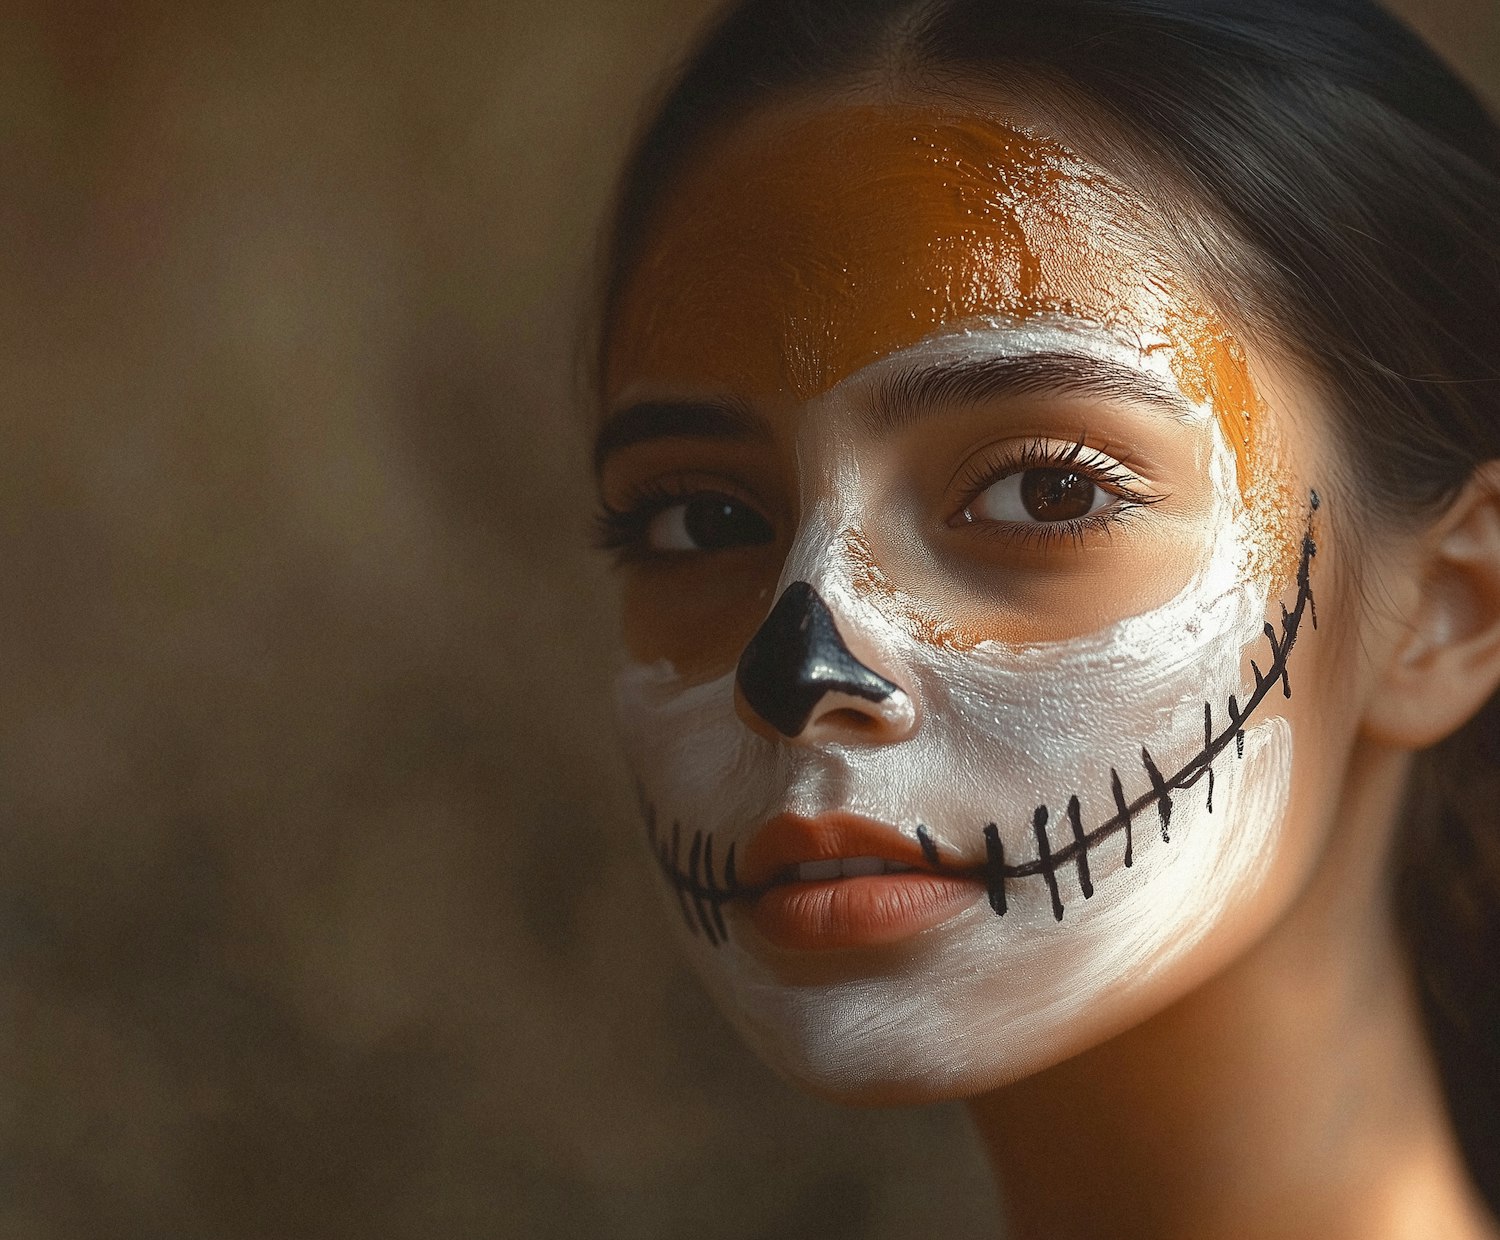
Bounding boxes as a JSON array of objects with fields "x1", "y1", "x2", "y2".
[{"x1": 734, "y1": 581, "x2": 916, "y2": 744}]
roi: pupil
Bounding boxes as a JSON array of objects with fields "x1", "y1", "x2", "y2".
[
  {"x1": 683, "y1": 495, "x2": 773, "y2": 549},
  {"x1": 1019, "y1": 469, "x2": 1095, "y2": 522}
]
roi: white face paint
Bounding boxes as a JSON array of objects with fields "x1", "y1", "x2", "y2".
[{"x1": 614, "y1": 320, "x2": 1309, "y2": 1101}]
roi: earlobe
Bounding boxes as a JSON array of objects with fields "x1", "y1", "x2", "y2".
[{"x1": 1362, "y1": 462, "x2": 1500, "y2": 749}]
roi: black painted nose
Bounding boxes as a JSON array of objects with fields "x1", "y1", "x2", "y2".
[{"x1": 735, "y1": 581, "x2": 904, "y2": 738}]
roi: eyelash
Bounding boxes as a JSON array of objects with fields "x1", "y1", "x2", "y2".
[
  {"x1": 593, "y1": 477, "x2": 750, "y2": 564},
  {"x1": 596, "y1": 439, "x2": 1167, "y2": 562},
  {"x1": 951, "y1": 437, "x2": 1168, "y2": 548}
]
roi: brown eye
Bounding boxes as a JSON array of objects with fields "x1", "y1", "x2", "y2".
[
  {"x1": 1019, "y1": 469, "x2": 1096, "y2": 521},
  {"x1": 966, "y1": 467, "x2": 1108, "y2": 524},
  {"x1": 646, "y1": 493, "x2": 774, "y2": 552}
]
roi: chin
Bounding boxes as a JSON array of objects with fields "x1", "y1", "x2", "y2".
[{"x1": 664, "y1": 715, "x2": 1297, "y2": 1105}]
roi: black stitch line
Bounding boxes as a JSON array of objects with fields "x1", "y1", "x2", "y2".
[
  {"x1": 641, "y1": 508, "x2": 1318, "y2": 942},
  {"x1": 689, "y1": 829, "x2": 720, "y2": 946},
  {"x1": 704, "y1": 834, "x2": 727, "y2": 942},
  {"x1": 1141, "y1": 747, "x2": 1172, "y2": 843},
  {"x1": 967, "y1": 526, "x2": 1315, "y2": 896},
  {"x1": 917, "y1": 825, "x2": 941, "y2": 867},
  {"x1": 645, "y1": 818, "x2": 737, "y2": 946},
  {"x1": 1110, "y1": 768, "x2": 1133, "y2": 868},
  {"x1": 1203, "y1": 701, "x2": 1215, "y2": 813},
  {"x1": 983, "y1": 824, "x2": 1007, "y2": 915},
  {"x1": 1032, "y1": 805, "x2": 1064, "y2": 922},
  {"x1": 1266, "y1": 622, "x2": 1291, "y2": 697},
  {"x1": 1067, "y1": 795, "x2": 1093, "y2": 899}
]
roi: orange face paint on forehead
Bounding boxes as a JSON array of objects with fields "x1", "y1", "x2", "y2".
[{"x1": 606, "y1": 103, "x2": 1264, "y2": 504}]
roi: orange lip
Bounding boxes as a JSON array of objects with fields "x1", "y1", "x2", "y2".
[{"x1": 742, "y1": 812, "x2": 983, "y2": 951}]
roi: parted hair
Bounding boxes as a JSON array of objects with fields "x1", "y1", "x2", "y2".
[{"x1": 599, "y1": 0, "x2": 1500, "y2": 1206}]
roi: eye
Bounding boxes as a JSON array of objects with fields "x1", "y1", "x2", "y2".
[
  {"x1": 964, "y1": 467, "x2": 1112, "y2": 524},
  {"x1": 946, "y1": 437, "x2": 1166, "y2": 542},
  {"x1": 644, "y1": 493, "x2": 775, "y2": 552}
]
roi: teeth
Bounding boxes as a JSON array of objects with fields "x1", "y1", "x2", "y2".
[{"x1": 792, "y1": 857, "x2": 917, "y2": 881}]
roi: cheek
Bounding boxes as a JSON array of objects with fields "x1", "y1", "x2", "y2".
[
  {"x1": 1232, "y1": 536, "x2": 1365, "y2": 895},
  {"x1": 619, "y1": 548, "x2": 782, "y2": 680},
  {"x1": 618, "y1": 500, "x2": 1326, "y2": 1103},
  {"x1": 846, "y1": 418, "x2": 1236, "y2": 652},
  {"x1": 854, "y1": 526, "x2": 1209, "y2": 650}
]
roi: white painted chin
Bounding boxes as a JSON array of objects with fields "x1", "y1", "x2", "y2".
[
  {"x1": 612, "y1": 364, "x2": 1304, "y2": 1101},
  {"x1": 699, "y1": 716, "x2": 1292, "y2": 1103}
]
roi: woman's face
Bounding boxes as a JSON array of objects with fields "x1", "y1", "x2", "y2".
[{"x1": 596, "y1": 98, "x2": 1354, "y2": 1101}]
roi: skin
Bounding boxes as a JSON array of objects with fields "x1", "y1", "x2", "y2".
[
  {"x1": 597, "y1": 90, "x2": 1500, "y2": 1240},
  {"x1": 974, "y1": 449, "x2": 1500, "y2": 1240},
  {"x1": 606, "y1": 100, "x2": 1296, "y2": 677}
]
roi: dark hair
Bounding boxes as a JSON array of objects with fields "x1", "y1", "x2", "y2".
[{"x1": 599, "y1": 0, "x2": 1500, "y2": 1207}]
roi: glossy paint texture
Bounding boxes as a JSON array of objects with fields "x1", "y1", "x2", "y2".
[
  {"x1": 614, "y1": 370, "x2": 1301, "y2": 1094},
  {"x1": 608, "y1": 106, "x2": 1270, "y2": 519},
  {"x1": 603, "y1": 103, "x2": 1312, "y2": 1100}
]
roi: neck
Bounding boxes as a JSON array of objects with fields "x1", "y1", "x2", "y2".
[{"x1": 966, "y1": 743, "x2": 1498, "y2": 1240}]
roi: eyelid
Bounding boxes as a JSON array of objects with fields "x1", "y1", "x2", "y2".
[
  {"x1": 946, "y1": 436, "x2": 1149, "y2": 517},
  {"x1": 593, "y1": 471, "x2": 776, "y2": 562},
  {"x1": 598, "y1": 467, "x2": 764, "y2": 517}
]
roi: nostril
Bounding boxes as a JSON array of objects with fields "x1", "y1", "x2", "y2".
[
  {"x1": 814, "y1": 707, "x2": 888, "y2": 735},
  {"x1": 735, "y1": 580, "x2": 902, "y2": 738}
]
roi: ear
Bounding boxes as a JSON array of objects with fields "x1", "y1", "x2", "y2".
[{"x1": 1362, "y1": 462, "x2": 1500, "y2": 749}]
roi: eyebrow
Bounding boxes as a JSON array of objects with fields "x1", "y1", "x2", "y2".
[
  {"x1": 860, "y1": 350, "x2": 1198, "y2": 436},
  {"x1": 593, "y1": 399, "x2": 766, "y2": 473}
]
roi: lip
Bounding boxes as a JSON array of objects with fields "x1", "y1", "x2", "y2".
[{"x1": 742, "y1": 812, "x2": 984, "y2": 951}]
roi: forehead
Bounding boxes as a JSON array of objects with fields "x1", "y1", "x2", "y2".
[{"x1": 606, "y1": 103, "x2": 1226, "y2": 408}]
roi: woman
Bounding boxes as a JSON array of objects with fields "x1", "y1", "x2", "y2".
[{"x1": 591, "y1": 1, "x2": 1500, "y2": 1235}]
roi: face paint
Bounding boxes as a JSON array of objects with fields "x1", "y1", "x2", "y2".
[
  {"x1": 609, "y1": 106, "x2": 1275, "y2": 522},
  {"x1": 603, "y1": 103, "x2": 1316, "y2": 1099}
]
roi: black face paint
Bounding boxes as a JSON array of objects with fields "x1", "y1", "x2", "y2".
[
  {"x1": 644, "y1": 494, "x2": 1320, "y2": 946},
  {"x1": 982, "y1": 520, "x2": 1317, "y2": 922},
  {"x1": 735, "y1": 580, "x2": 900, "y2": 736},
  {"x1": 916, "y1": 825, "x2": 942, "y2": 867},
  {"x1": 642, "y1": 802, "x2": 735, "y2": 949}
]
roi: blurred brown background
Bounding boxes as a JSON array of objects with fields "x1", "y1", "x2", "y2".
[{"x1": 2, "y1": 2, "x2": 1495, "y2": 1237}]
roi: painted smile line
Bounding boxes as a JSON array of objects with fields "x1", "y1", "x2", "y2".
[
  {"x1": 642, "y1": 494, "x2": 1320, "y2": 947},
  {"x1": 639, "y1": 808, "x2": 968, "y2": 948}
]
